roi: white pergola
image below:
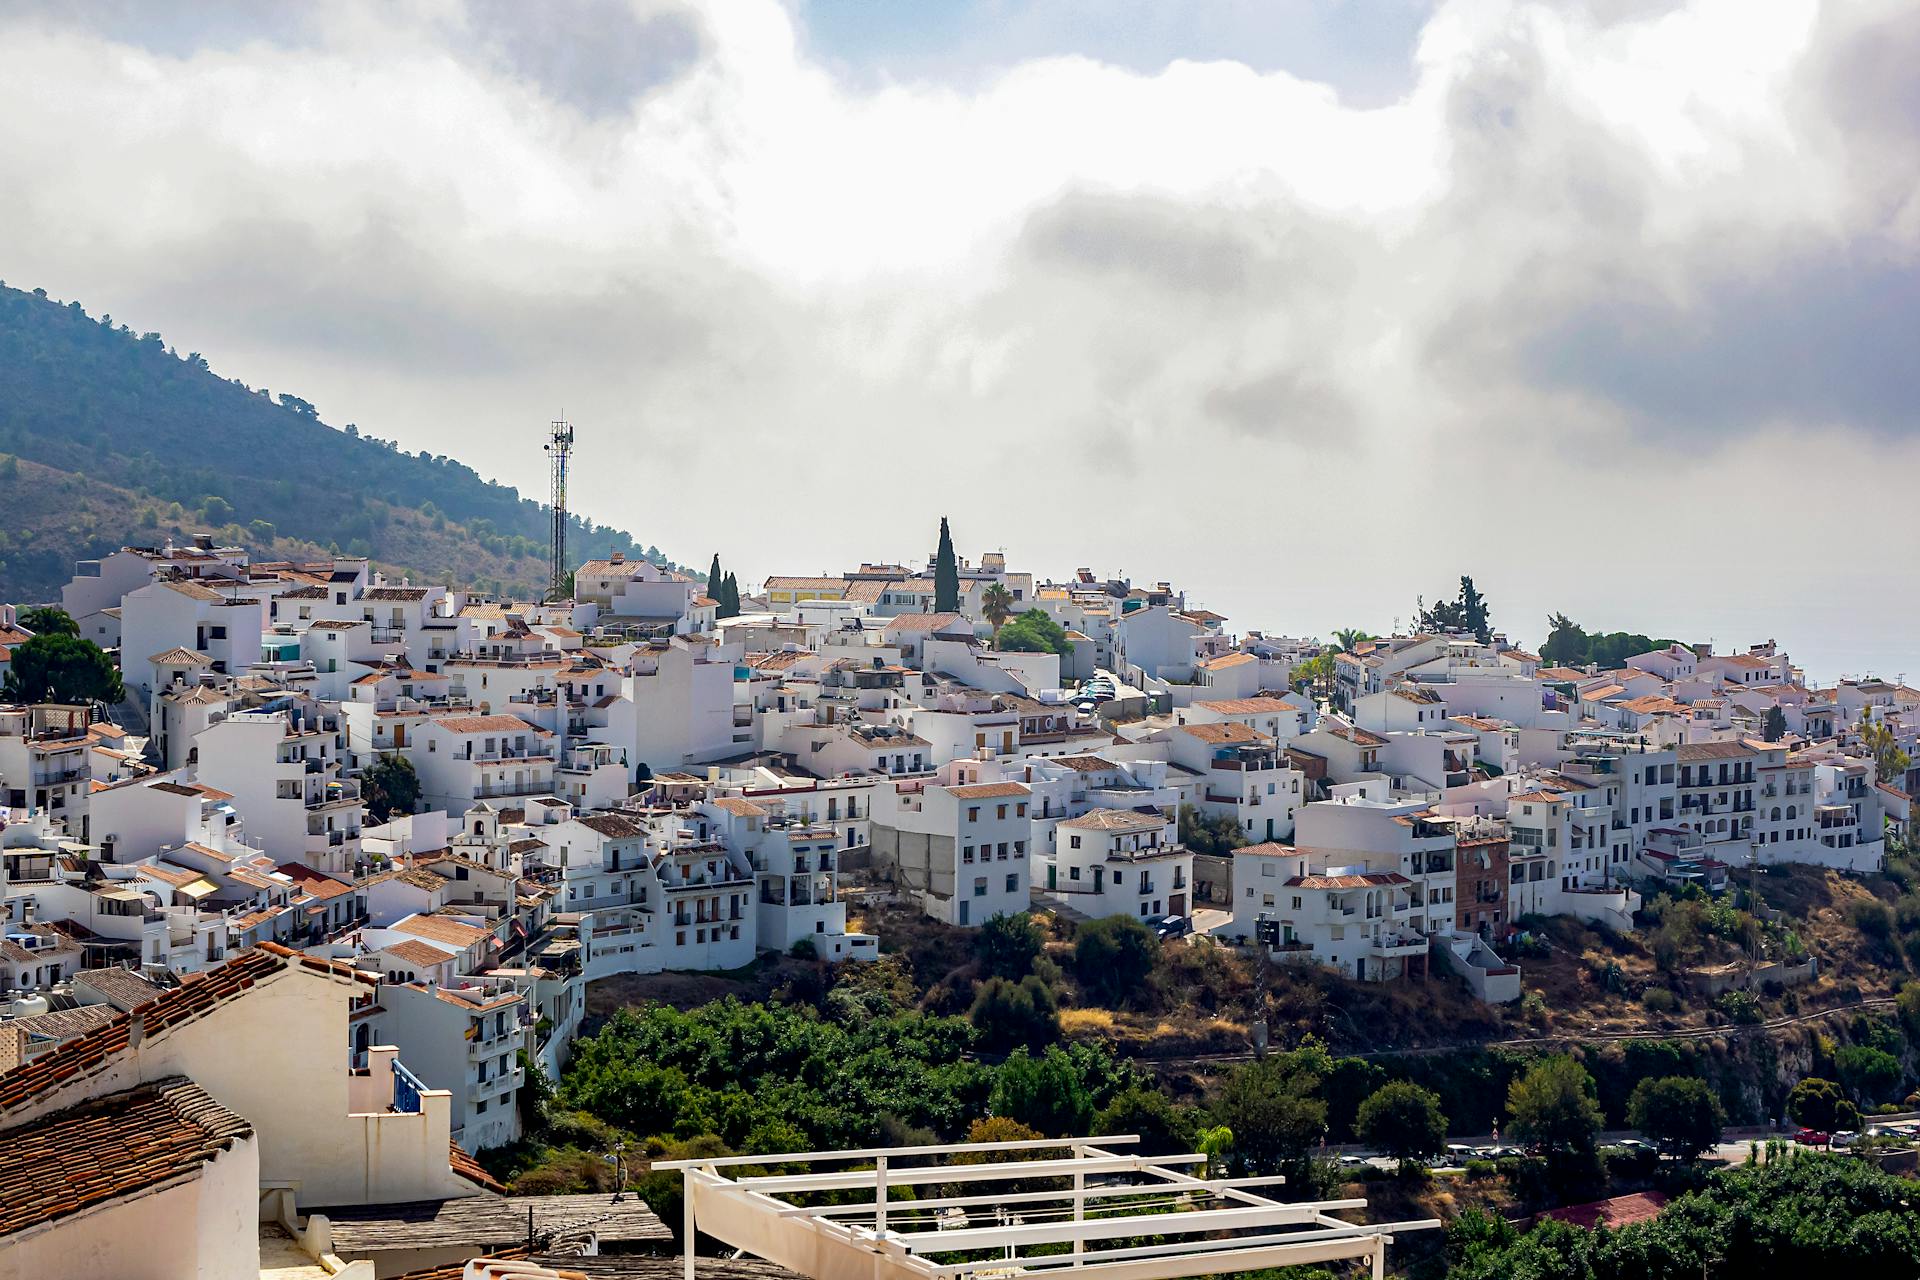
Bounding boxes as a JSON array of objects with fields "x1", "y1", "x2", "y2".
[{"x1": 655, "y1": 1135, "x2": 1438, "y2": 1280}]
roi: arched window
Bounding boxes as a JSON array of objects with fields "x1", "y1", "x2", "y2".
[
  {"x1": 1771, "y1": 807, "x2": 1781, "y2": 821},
  {"x1": 1786, "y1": 805, "x2": 1796, "y2": 819}
]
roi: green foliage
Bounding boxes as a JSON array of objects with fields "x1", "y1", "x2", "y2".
[
  {"x1": 968, "y1": 975, "x2": 1059, "y2": 1052},
  {"x1": 1355, "y1": 1081, "x2": 1448, "y2": 1170},
  {"x1": 1211, "y1": 1041, "x2": 1329, "y2": 1184},
  {"x1": 933, "y1": 517, "x2": 959, "y2": 614},
  {"x1": 1787, "y1": 1077, "x2": 1860, "y2": 1132},
  {"x1": 995, "y1": 608, "x2": 1073, "y2": 656},
  {"x1": 1073, "y1": 915, "x2": 1159, "y2": 1007},
  {"x1": 981, "y1": 582, "x2": 1015, "y2": 631},
  {"x1": 990, "y1": 1045, "x2": 1101, "y2": 1136},
  {"x1": 1833, "y1": 1045, "x2": 1902, "y2": 1106},
  {"x1": 1, "y1": 632, "x2": 122, "y2": 704},
  {"x1": 1323, "y1": 1056, "x2": 1386, "y2": 1143},
  {"x1": 1414, "y1": 575, "x2": 1492, "y2": 643},
  {"x1": 1539, "y1": 612, "x2": 1685, "y2": 670},
  {"x1": 975, "y1": 911, "x2": 1045, "y2": 980},
  {"x1": 560, "y1": 998, "x2": 993, "y2": 1151},
  {"x1": 1448, "y1": 1154, "x2": 1920, "y2": 1279},
  {"x1": 1627, "y1": 1076, "x2": 1724, "y2": 1160},
  {"x1": 1092, "y1": 1085, "x2": 1196, "y2": 1157},
  {"x1": 1506, "y1": 1055, "x2": 1603, "y2": 1157},
  {"x1": 1764, "y1": 705, "x2": 1788, "y2": 742},
  {"x1": 1858, "y1": 712, "x2": 1911, "y2": 790},
  {"x1": 1178, "y1": 803, "x2": 1247, "y2": 857},
  {"x1": 16, "y1": 605, "x2": 76, "y2": 636},
  {"x1": 360, "y1": 752, "x2": 421, "y2": 823}
]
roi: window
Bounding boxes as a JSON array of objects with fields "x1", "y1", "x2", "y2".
[
  {"x1": 1070, "y1": 835, "x2": 1081, "y2": 849},
  {"x1": 1261, "y1": 862, "x2": 1275, "y2": 877},
  {"x1": 1291, "y1": 896, "x2": 1302, "y2": 909},
  {"x1": 968, "y1": 806, "x2": 980, "y2": 821},
  {"x1": 997, "y1": 804, "x2": 1008, "y2": 819},
  {"x1": 1016, "y1": 803, "x2": 1027, "y2": 817},
  {"x1": 963, "y1": 845, "x2": 974, "y2": 863},
  {"x1": 476, "y1": 1099, "x2": 489, "y2": 1114},
  {"x1": 1005, "y1": 873, "x2": 1018, "y2": 893},
  {"x1": 997, "y1": 843, "x2": 1009, "y2": 859},
  {"x1": 1013, "y1": 840, "x2": 1025, "y2": 856},
  {"x1": 973, "y1": 877, "x2": 988, "y2": 897}
]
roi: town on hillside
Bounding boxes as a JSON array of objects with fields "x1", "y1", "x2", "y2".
[{"x1": 1, "y1": 526, "x2": 1916, "y2": 1277}]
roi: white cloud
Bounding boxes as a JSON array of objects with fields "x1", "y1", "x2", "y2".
[{"x1": 0, "y1": 0, "x2": 1914, "y2": 678}]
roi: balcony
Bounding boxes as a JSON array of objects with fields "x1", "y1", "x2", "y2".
[
  {"x1": 474, "y1": 780, "x2": 557, "y2": 799},
  {"x1": 1369, "y1": 933, "x2": 1428, "y2": 957}
]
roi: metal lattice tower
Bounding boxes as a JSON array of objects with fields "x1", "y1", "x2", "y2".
[{"x1": 545, "y1": 417, "x2": 574, "y2": 601}]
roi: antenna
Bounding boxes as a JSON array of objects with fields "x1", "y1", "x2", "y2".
[{"x1": 544, "y1": 417, "x2": 574, "y2": 602}]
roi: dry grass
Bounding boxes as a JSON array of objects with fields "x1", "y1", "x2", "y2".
[{"x1": 1059, "y1": 1008, "x2": 1116, "y2": 1034}]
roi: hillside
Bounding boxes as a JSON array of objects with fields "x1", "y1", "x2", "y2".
[{"x1": 0, "y1": 282, "x2": 674, "y2": 600}]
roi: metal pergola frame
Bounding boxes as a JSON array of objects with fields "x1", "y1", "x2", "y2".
[{"x1": 655, "y1": 1134, "x2": 1438, "y2": 1280}]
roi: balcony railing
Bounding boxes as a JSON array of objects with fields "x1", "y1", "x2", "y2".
[{"x1": 391, "y1": 1058, "x2": 426, "y2": 1114}]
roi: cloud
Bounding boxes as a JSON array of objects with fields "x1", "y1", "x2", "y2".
[{"x1": 0, "y1": 0, "x2": 1914, "y2": 677}]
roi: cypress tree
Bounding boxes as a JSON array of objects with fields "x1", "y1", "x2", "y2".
[
  {"x1": 934, "y1": 516, "x2": 959, "y2": 613},
  {"x1": 707, "y1": 553, "x2": 723, "y2": 602},
  {"x1": 721, "y1": 571, "x2": 740, "y2": 618}
]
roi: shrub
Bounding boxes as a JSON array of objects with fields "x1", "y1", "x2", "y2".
[
  {"x1": 969, "y1": 975, "x2": 1060, "y2": 1052},
  {"x1": 1073, "y1": 916, "x2": 1159, "y2": 1008},
  {"x1": 975, "y1": 912, "x2": 1046, "y2": 980},
  {"x1": 1641, "y1": 987, "x2": 1678, "y2": 1014}
]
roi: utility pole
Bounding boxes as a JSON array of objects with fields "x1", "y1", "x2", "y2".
[{"x1": 544, "y1": 417, "x2": 574, "y2": 603}]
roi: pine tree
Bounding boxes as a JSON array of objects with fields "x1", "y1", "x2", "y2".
[{"x1": 934, "y1": 516, "x2": 959, "y2": 613}]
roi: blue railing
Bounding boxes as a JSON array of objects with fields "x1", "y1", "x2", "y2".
[{"x1": 392, "y1": 1058, "x2": 426, "y2": 1114}]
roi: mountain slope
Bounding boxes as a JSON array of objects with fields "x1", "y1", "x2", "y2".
[{"x1": 0, "y1": 282, "x2": 672, "y2": 601}]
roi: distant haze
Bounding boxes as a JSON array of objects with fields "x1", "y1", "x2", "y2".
[{"x1": 0, "y1": 0, "x2": 1914, "y2": 681}]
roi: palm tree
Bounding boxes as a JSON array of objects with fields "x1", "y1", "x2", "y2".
[
  {"x1": 1331, "y1": 627, "x2": 1371, "y2": 654},
  {"x1": 981, "y1": 582, "x2": 1015, "y2": 634}
]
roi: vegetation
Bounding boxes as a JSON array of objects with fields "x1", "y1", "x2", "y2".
[
  {"x1": 974, "y1": 912, "x2": 1046, "y2": 981},
  {"x1": 1539, "y1": 613, "x2": 1684, "y2": 669},
  {"x1": 704, "y1": 555, "x2": 741, "y2": 619},
  {"x1": 934, "y1": 517, "x2": 959, "y2": 613},
  {"x1": 1446, "y1": 1154, "x2": 1920, "y2": 1279},
  {"x1": 1355, "y1": 1081, "x2": 1448, "y2": 1172},
  {"x1": 1072, "y1": 916, "x2": 1159, "y2": 1008},
  {"x1": 1763, "y1": 704, "x2": 1788, "y2": 742},
  {"x1": 1, "y1": 631, "x2": 122, "y2": 704},
  {"x1": 1506, "y1": 1055, "x2": 1603, "y2": 1183},
  {"x1": 0, "y1": 283, "x2": 666, "y2": 600},
  {"x1": 1858, "y1": 712, "x2": 1911, "y2": 789},
  {"x1": 1786, "y1": 1077, "x2": 1859, "y2": 1132},
  {"x1": 1178, "y1": 803, "x2": 1248, "y2": 857},
  {"x1": 360, "y1": 753, "x2": 422, "y2": 823},
  {"x1": 1626, "y1": 1076, "x2": 1724, "y2": 1160},
  {"x1": 968, "y1": 974, "x2": 1059, "y2": 1051},
  {"x1": 981, "y1": 582, "x2": 1015, "y2": 631},
  {"x1": 16, "y1": 605, "x2": 76, "y2": 636},
  {"x1": 995, "y1": 608, "x2": 1073, "y2": 656},
  {"x1": 1210, "y1": 1041, "x2": 1330, "y2": 1186},
  {"x1": 1414, "y1": 575, "x2": 1492, "y2": 643}
]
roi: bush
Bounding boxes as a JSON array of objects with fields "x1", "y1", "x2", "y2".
[
  {"x1": 969, "y1": 975, "x2": 1060, "y2": 1052},
  {"x1": 1716, "y1": 990, "x2": 1762, "y2": 1025},
  {"x1": 990, "y1": 1046, "x2": 1098, "y2": 1136},
  {"x1": 975, "y1": 912, "x2": 1045, "y2": 980},
  {"x1": 1641, "y1": 987, "x2": 1678, "y2": 1014},
  {"x1": 1093, "y1": 1086, "x2": 1196, "y2": 1156},
  {"x1": 1463, "y1": 1158, "x2": 1498, "y2": 1181},
  {"x1": 1788, "y1": 1076, "x2": 1860, "y2": 1132},
  {"x1": 1073, "y1": 916, "x2": 1159, "y2": 1008}
]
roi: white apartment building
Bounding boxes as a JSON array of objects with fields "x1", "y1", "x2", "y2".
[
  {"x1": 1045, "y1": 807, "x2": 1191, "y2": 921},
  {"x1": 868, "y1": 765, "x2": 1032, "y2": 926}
]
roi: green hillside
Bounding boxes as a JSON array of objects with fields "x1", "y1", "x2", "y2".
[{"x1": 0, "y1": 282, "x2": 671, "y2": 601}]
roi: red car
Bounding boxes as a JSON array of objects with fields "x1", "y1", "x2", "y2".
[{"x1": 1792, "y1": 1129, "x2": 1830, "y2": 1147}]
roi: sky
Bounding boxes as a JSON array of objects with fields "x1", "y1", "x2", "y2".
[{"x1": 0, "y1": 0, "x2": 1915, "y2": 683}]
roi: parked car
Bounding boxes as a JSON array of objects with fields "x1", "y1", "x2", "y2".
[
  {"x1": 1831, "y1": 1130, "x2": 1860, "y2": 1148},
  {"x1": 1152, "y1": 915, "x2": 1192, "y2": 940},
  {"x1": 1446, "y1": 1144, "x2": 1478, "y2": 1162},
  {"x1": 1793, "y1": 1129, "x2": 1831, "y2": 1147},
  {"x1": 1616, "y1": 1138, "x2": 1655, "y2": 1153}
]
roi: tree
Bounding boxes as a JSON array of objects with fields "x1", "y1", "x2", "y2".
[
  {"x1": 1330, "y1": 628, "x2": 1371, "y2": 654},
  {"x1": 1627, "y1": 1075, "x2": 1725, "y2": 1160},
  {"x1": 981, "y1": 582, "x2": 1015, "y2": 632},
  {"x1": 1292, "y1": 651, "x2": 1335, "y2": 700},
  {"x1": 996, "y1": 609, "x2": 1073, "y2": 656},
  {"x1": 969, "y1": 975, "x2": 1059, "y2": 1052},
  {"x1": 1787, "y1": 1076, "x2": 1859, "y2": 1132},
  {"x1": 975, "y1": 912, "x2": 1045, "y2": 980},
  {"x1": 1, "y1": 633, "x2": 122, "y2": 704},
  {"x1": 1764, "y1": 705, "x2": 1788, "y2": 742},
  {"x1": 1506, "y1": 1055, "x2": 1602, "y2": 1158},
  {"x1": 16, "y1": 606, "x2": 77, "y2": 637},
  {"x1": 934, "y1": 517, "x2": 959, "y2": 613},
  {"x1": 1093, "y1": 1086, "x2": 1196, "y2": 1157},
  {"x1": 361, "y1": 752, "x2": 422, "y2": 822},
  {"x1": 1834, "y1": 1045, "x2": 1902, "y2": 1107},
  {"x1": 990, "y1": 1047, "x2": 1095, "y2": 1136},
  {"x1": 1178, "y1": 803, "x2": 1246, "y2": 857},
  {"x1": 1356, "y1": 1081, "x2": 1448, "y2": 1172},
  {"x1": 1073, "y1": 916, "x2": 1159, "y2": 1007},
  {"x1": 1212, "y1": 1044, "x2": 1328, "y2": 1180},
  {"x1": 719, "y1": 572, "x2": 740, "y2": 619},
  {"x1": 1458, "y1": 576, "x2": 1491, "y2": 644},
  {"x1": 707, "y1": 553, "x2": 723, "y2": 603},
  {"x1": 1858, "y1": 712, "x2": 1911, "y2": 785}
]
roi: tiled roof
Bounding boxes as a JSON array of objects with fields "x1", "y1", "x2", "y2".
[
  {"x1": 0, "y1": 1076, "x2": 252, "y2": 1237},
  {"x1": 1194, "y1": 697, "x2": 1296, "y2": 716},
  {"x1": 708, "y1": 797, "x2": 768, "y2": 817},
  {"x1": 574, "y1": 813, "x2": 648, "y2": 839},
  {"x1": 147, "y1": 646, "x2": 212, "y2": 666},
  {"x1": 393, "y1": 915, "x2": 491, "y2": 948},
  {"x1": 434, "y1": 714, "x2": 539, "y2": 735},
  {"x1": 947, "y1": 781, "x2": 1031, "y2": 799},
  {"x1": 377, "y1": 940, "x2": 457, "y2": 968},
  {"x1": 1060, "y1": 808, "x2": 1165, "y2": 831},
  {"x1": 449, "y1": 1140, "x2": 505, "y2": 1192},
  {"x1": 1176, "y1": 722, "x2": 1264, "y2": 745},
  {"x1": 1675, "y1": 741, "x2": 1755, "y2": 760},
  {"x1": 883, "y1": 612, "x2": 965, "y2": 633},
  {"x1": 1285, "y1": 872, "x2": 1410, "y2": 889}
]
